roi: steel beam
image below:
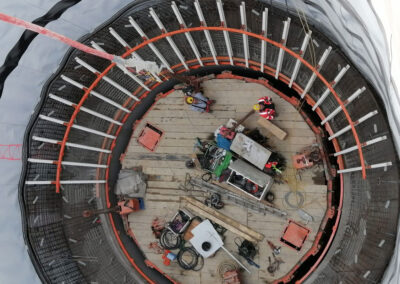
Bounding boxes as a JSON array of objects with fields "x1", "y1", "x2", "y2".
[
  {"x1": 149, "y1": 8, "x2": 189, "y2": 70},
  {"x1": 75, "y1": 57, "x2": 140, "y2": 101},
  {"x1": 25, "y1": 180, "x2": 106, "y2": 185},
  {"x1": 194, "y1": 0, "x2": 218, "y2": 65},
  {"x1": 301, "y1": 46, "x2": 332, "y2": 98},
  {"x1": 217, "y1": 0, "x2": 233, "y2": 65},
  {"x1": 49, "y1": 93, "x2": 122, "y2": 126},
  {"x1": 240, "y1": 2, "x2": 249, "y2": 68},
  {"x1": 328, "y1": 110, "x2": 378, "y2": 141},
  {"x1": 128, "y1": 16, "x2": 173, "y2": 72},
  {"x1": 90, "y1": 41, "x2": 152, "y2": 89},
  {"x1": 289, "y1": 31, "x2": 311, "y2": 87},
  {"x1": 61, "y1": 75, "x2": 131, "y2": 113},
  {"x1": 260, "y1": 8, "x2": 268, "y2": 72},
  {"x1": 321, "y1": 87, "x2": 366, "y2": 125},
  {"x1": 275, "y1": 17, "x2": 291, "y2": 79},
  {"x1": 171, "y1": 1, "x2": 203, "y2": 66},
  {"x1": 28, "y1": 158, "x2": 108, "y2": 168},
  {"x1": 312, "y1": 65, "x2": 350, "y2": 110},
  {"x1": 334, "y1": 136, "x2": 387, "y2": 156},
  {"x1": 32, "y1": 136, "x2": 111, "y2": 153},
  {"x1": 39, "y1": 114, "x2": 116, "y2": 139},
  {"x1": 337, "y1": 162, "x2": 392, "y2": 174}
]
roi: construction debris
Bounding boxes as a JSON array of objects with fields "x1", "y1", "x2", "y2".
[
  {"x1": 114, "y1": 169, "x2": 147, "y2": 198},
  {"x1": 181, "y1": 196, "x2": 264, "y2": 243},
  {"x1": 188, "y1": 177, "x2": 288, "y2": 218}
]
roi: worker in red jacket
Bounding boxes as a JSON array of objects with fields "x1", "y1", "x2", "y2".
[{"x1": 254, "y1": 96, "x2": 276, "y2": 120}]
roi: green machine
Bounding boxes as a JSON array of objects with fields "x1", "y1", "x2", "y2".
[{"x1": 196, "y1": 141, "x2": 232, "y2": 177}]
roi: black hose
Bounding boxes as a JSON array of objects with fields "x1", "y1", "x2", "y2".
[
  {"x1": 177, "y1": 247, "x2": 200, "y2": 270},
  {"x1": 160, "y1": 230, "x2": 182, "y2": 250}
]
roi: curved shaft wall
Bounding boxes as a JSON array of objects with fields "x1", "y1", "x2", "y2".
[{"x1": 20, "y1": 1, "x2": 399, "y2": 283}]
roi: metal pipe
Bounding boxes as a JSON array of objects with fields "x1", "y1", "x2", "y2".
[
  {"x1": 260, "y1": 8, "x2": 268, "y2": 72},
  {"x1": 128, "y1": 16, "x2": 173, "y2": 72},
  {"x1": 39, "y1": 114, "x2": 116, "y2": 139},
  {"x1": 109, "y1": 27, "x2": 131, "y2": 48},
  {"x1": 149, "y1": 8, "x2": 189, "y2": 70},
  {"x1": 171, "y1": 1, "x2": 203, "y2": 66},
  {"x1": 28, "y1": 158, "x2": 108, "y2": 168},
  {"x1": 25, "y1": 180, "x2": 106, "y2": 185},
  {"x1": 75, "y1": 57, "x2": 140, "y2": 101},
  {"x1": 32, "y1": 136, "x2": 111, "y2": 153},
  {"x1": 334, "y1": 136, "x2": 387, "y2": 156},
  {"x1": 337, "y1": 162, "x2": 392, "y2": 174},
  {"x1": 91, "y1": 41, "x2": 152, "y2": 89},
  {"x1": 61, "y1": 75, "x2": 131, "y2": 112},
  {"x1": 217, "y1": 0, "x2": 234, "y2": 65},
  {"x1": 49, "y1": 93, "x2": 123, "y2": 125},
  {"x1": 328, "y1": 110, "x2": 378, "y2": 140},
  {"x1": 240, "y1": 2, "x2": 249, "y2": 68},
  {"x1": 321, "y1": 87, "x2": 366, "y2": 125},
  {"x1": 194, "y1": 0, "x2": 218, "y2": 65},
  {"x1": 312, "y1": 65, "x2": 350, "y2": 110},
  {"x1": 275, "y1": 18, "x2": 291, "y2": 79},
  {"x1": 289, "y1": 31, "x2": 312, "y2": 87},
  {"x1": 301, "y1": 46, "x2": 332, "y2": 98}
]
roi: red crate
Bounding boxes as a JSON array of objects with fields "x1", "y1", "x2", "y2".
[
  {"x1": 137, "y1": 123, "x2": 164, "y2": 152},
  {"x1": 280, "y1": 220, "x2": 310, "y2": 251}
]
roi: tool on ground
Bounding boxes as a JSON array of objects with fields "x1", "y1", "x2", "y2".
[
  {"x1": 160, "y1": 229, "x2": 182, "y2": 250},
  {"x1": 196, "y1": 141, "x2": 233, "y2": 178},
  {"x1": 151, "y1": 217, "x2": 166, "y2": 239},
  {"x1": 189, "y1": 177, "x2": 287, "y2": 218},
  {"x1": 190, "y1": 220, "x2": 251, "y2": 273},
  {"x1": 218, "y1": 260, "x2": 241, "y2": 284},
  {"x1": 167, "y1": 209, "x2": 193, "y2": 235},
  {"x1": 267, "y1": 240, "x2": 281, "y2": 255},
  {"x1": 235, "y1": 238, "x2": 260, "y2": 269},
  {"x1": 245, "y1": 258, "x2": 260, "y2": 269},
  {"x1": 297, "y1": 209, "x2": 314, "y2": 224},
  {"x1": 292, "y1": 144, "x2": 321, "y2": 170},
  {"x1": 162, "y1": 250, "x2": 177, "y2": 266},
  {"x1": 222, "y1": 270, "x2": 241, "y2": 284},
  {"x1": 177, "y1": 246, "x2": 204, "y2": 271},
  {"x1": 219, "y1": 110, "x2": 255, "y2": 140},
  {"x1": 267, "y1": 255, "x2": 284, "y2": 275},
  {"x1": 204, "y1": 193, "x2": 224, "y2": 209},
  {"x1": 226, "y1": 159, "x2": 274, "y2": 202},
  {"x1": 148, "y1": 241, "x2": 164, "y2": 254},
  {"x1": 82, "y1": 199, "x2": 140, "y2": 217}
]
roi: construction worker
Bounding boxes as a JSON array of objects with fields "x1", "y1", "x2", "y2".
[
  {"x1": 184, "y1": 86, "x2": 215, "y2": 113},
  {"x1": 254, "y1": 96, "x2": 276, "y2": 120}
]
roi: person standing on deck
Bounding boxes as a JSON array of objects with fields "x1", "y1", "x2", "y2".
[{"x1": 254, "y1": 96, "x2": 276, "y2": 120}]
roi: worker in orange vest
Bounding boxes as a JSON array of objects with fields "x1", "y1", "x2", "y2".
[{"x1": 254, "y1": 96, "x2": 276, "y2": 120}]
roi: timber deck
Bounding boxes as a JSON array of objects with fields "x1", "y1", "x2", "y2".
[{"x1": 123, "y1": 78, "x2": 327, "y2": 283}]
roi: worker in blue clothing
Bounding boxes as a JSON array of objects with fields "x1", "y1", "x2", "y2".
[{"x1": 183, "y1": 85, "x2": 215, "y2": 113}]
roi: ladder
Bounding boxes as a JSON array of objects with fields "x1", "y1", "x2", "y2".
[{"x1": 189, "y1": 177, "x2": 287, "y2": 219}]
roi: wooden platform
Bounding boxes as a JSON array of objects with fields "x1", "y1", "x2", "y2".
[{"x1": 123, "y1": 79, "x2": 327, "y2": 283}]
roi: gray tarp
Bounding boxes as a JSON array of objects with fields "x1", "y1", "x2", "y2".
[{"x1": 0, "y1": 0, "x2": 398, "y2": 283}]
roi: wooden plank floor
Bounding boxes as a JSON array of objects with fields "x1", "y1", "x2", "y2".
[{"x1": 123, "y1": 79, "x2": 327, "y2": 283}]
